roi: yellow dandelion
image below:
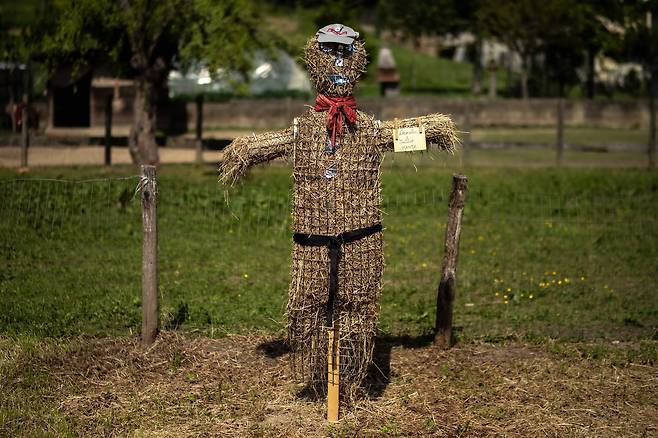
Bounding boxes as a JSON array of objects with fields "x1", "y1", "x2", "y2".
[
  {"x1": 478, "y1": 235, "x2": 484, "y2": 241},
  {"x1": 580, "y1": 276, "x2": 586, "y2": 281},
  {"x1": 495, "y1": 292, "x2": 500, "y2": 297},
  {"x1": 604, "y1": 284, "x2": 609, "y2": 289},
  {"x1": 421, "y1": 262, "x2": 428, "y2": 268},
  {"x1": 564, "y1": 278, "x2": 570, "y2": 283},
  {"x1": 504, "y1": 300, "x2": 509, "y2": 304},
  {"x1": 506, "y1": 287, "x2": 511, "y2": 292},
  {"x1": 503, "y1": 295, "x2": 508, "y2": 299},
  {"x1": 243, "y1": 274, "x2": 249, "y2": 279},
  {"x1": 529, "y1": 294, "x2": 534, "y2": 299},
  {"x1": 552, "y1": 271, "x2": 556, "y2": 275},
  {"x1": 558, "y1": 280, "x2": 562, "y2": 285}
]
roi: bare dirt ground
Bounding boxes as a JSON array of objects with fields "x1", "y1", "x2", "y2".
[{"x1": 7, "y1": 332, "x2": 656, "y2": 437}]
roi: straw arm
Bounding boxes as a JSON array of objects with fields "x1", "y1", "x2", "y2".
[
  {"x1": 378, "y1": 113, "x2": 459, "y2": 152},
  {"x1": 219, "y1": 127, "x2": 294, "y2": 185}
]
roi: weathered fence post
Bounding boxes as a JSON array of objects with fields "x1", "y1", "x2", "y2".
[
  {"x1": 104, "y1": 94, "x2": 113, "y2": 167},
  {"x1": 141, "y1": 165, "x2": 158, "y2": 346},
  {"x1": 556, "y1": 98, "x2": 565, "y2": 166},
  {"x1": 434, "y1": 174, "x2": 468, "y2": 349},
  {"x1": 649, "y1": 80, "x2": 656, "y2": 170},
  {"x1": 20, "y1": 104, "x2": 29, "y2": 169},
  {"x1": 195, "y1": 94, "x2": 204, "y2": 164}
]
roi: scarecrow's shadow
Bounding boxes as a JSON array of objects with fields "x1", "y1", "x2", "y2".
[
  {"x1": 364, "y1": 333, "x2": 434, "y2": 399},
  {"x1": 256, "y1": 338, "x2": 290, "y2": 358},
  {"x1": 255, "y1": 332, "x2": 444, "y2": 401}
]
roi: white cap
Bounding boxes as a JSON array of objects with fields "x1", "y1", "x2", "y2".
[{"x1": 316, "y1": 24, "x2": 359, "y2": 45}]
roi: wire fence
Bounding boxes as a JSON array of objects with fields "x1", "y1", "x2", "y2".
[{"x1": 1, "y1": 168, "x2": 656, "y2": 340}]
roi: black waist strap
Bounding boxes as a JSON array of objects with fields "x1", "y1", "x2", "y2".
[{"x1": 293, "y1": 223, "x2": 382, "y2": 326}]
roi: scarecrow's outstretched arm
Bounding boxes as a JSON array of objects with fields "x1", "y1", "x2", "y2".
[
  {"x1": 377, "y1": 114, "x2": 459, "y2": 152},
  {"x1": 219, "y1": 128, "x2": 294, "y2": 185}
]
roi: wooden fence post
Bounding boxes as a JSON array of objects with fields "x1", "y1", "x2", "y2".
[
  {"x1": 20, "y1": 104, "x2": 29, "y2": 169},
  {"x1": 434, "y1": 174, "x2": 468, "y2": 349},
  {"x1": 195, "y1": 94, "x2": 204, "y2": 164},
  {"x1": 104, "y1": 95, "x2": 113, "y2": 167},
  {"x1": 649, "y1": 79, "x2": 656, "y2": 170},
  {"x1": 141, "y1": 165, "x2": 158, "y2": 345},
  {"x1": 556, "y1": 98, "x2": 565, "y2": 166}
]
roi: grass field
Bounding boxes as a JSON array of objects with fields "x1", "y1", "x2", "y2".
[{"x1": 1, "y1": 158, "x2": 657, "y2": 436}]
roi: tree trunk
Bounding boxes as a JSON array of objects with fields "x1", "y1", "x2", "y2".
[
  {"x1": 649, "y1": 71, "x2": 656, "y2": 170},
  {"x1": 586, "y1": 46, "x2": 596, "y2": 99},
  {"x1": 520, "y1": 54, "x2": 530, "y2": 99},
  {"x1": 129, "y1": 78, "x2": 159, "y2": 165},
  {"x1": 472, "y1": 37, "x2": 483, "y2": 94},
  {"x1": 520, "y1": 68, "x2": 529, "y2": 100},
  {"x1": 488, "y1": 68, "x2": 497, "y2": 98}
]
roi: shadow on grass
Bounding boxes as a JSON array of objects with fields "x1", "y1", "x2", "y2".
[
  {"x1": 365, "y1": 333, "x2": 436, "y2": 399},
  {"x1": 256, "y1": 332, "x2": 449, "y2": 401}
]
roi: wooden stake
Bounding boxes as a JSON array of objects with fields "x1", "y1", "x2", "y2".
[
  {"x1": 195, "y1": 94, "x2": 204, "y2": 164},
  {"x1": 556, "y1": 97, "x2": 565, "y2": 166},
  {"x1": 327, "y1": 323, "x2": 340, "y2": 422},
  {"x1": 20, "y1": 104, "x2": 29, "y2": 169},
  {"x1": 104, "y1": 94, "x2": 113, "y2": 167},
  {"x1": 435, "y1": 174, "x2": 468, "y2": 349},
  {"x1": 141, "y1": 165, "x2": 158, "y2": 346}
]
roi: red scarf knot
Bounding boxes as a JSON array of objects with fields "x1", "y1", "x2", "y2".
[{"x1": 314, "y1": 94, "x2": 357, "y2": 149}]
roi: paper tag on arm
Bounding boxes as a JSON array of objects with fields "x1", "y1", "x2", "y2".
[{"x1": 393, "y1": 124, "x2": 427, "y2": 152}]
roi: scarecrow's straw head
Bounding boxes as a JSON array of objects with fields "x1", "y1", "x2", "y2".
[{"x1": 304, "y1": 24, "x2": 368, "y2": 96}]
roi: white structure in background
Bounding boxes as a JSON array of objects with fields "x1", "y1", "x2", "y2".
[
  {"x1": 167, "y1": 50, "x2": 311, "y2": 97},
  {"x1": 444, "y1": 31, "x2": 643, "y2": 90}
]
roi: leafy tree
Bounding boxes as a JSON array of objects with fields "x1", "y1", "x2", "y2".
[
  {"x1": 577, "y1": 0, "x2": 624, "y2": 99},
  {"x1": 452, "y1": 0, "x2": 485, "y2": 93},
  {"x1": 476, "y1": 0, "x2": 549, "y2": 99},
  {"x1": 1, "y1": 1, "x2": 52, "y2": 101},
  {"x1": 622, "y1": 0, "x2": 658, "y2": 169},
  {"x1": 377, "y1": 0, "x2": 458, "y2": 90},
  {"x1": 42, "y1": 0, "x2": 271, "y2": 164}
]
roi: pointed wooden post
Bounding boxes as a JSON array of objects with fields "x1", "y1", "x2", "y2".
[
  {"x1": 327, "y1": 323, "x2": 340, "y2": 422},
  {"x1": 556, "y1": 98, "x2": 565, "y2": 166},
  {"x1": 434, "y1": 174, "x2": 468, "y2": 349},
  {"x1": 141, "y1": 165, "x2": 158, "y2": 345}
]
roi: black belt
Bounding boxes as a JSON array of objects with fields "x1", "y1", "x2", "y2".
[{"x1": 293, "y1": 223, "x2": 382, "y2": 327}]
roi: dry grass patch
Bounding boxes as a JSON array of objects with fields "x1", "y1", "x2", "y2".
[{"x1": 2, "y1": 332, "x2": 656, "y2": 437}]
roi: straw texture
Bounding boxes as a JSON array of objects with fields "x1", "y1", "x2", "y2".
[{"x1": 219, "y1": 31, "x2": 458, "y2": 402}]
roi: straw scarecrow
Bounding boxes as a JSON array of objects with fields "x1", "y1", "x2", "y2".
[{"x1": 220, "y1": 24, "x2": 457, "y2": 406}]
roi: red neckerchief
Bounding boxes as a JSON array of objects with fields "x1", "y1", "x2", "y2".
[{"x1": 314, "y1": 94, "x2": 357, "y2": 149}]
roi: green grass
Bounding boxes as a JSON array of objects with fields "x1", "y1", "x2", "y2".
[
  {"x1": 1, "y1": 162, "x2": 656, "y2": 341},
  {"x1": 472, "y1": 126, "x2": 649, "y2": 147}
]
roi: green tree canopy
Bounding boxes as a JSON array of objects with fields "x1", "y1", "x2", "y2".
[{"x1": 41, "y1": 0, "x2": 272, "y2": 164}]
